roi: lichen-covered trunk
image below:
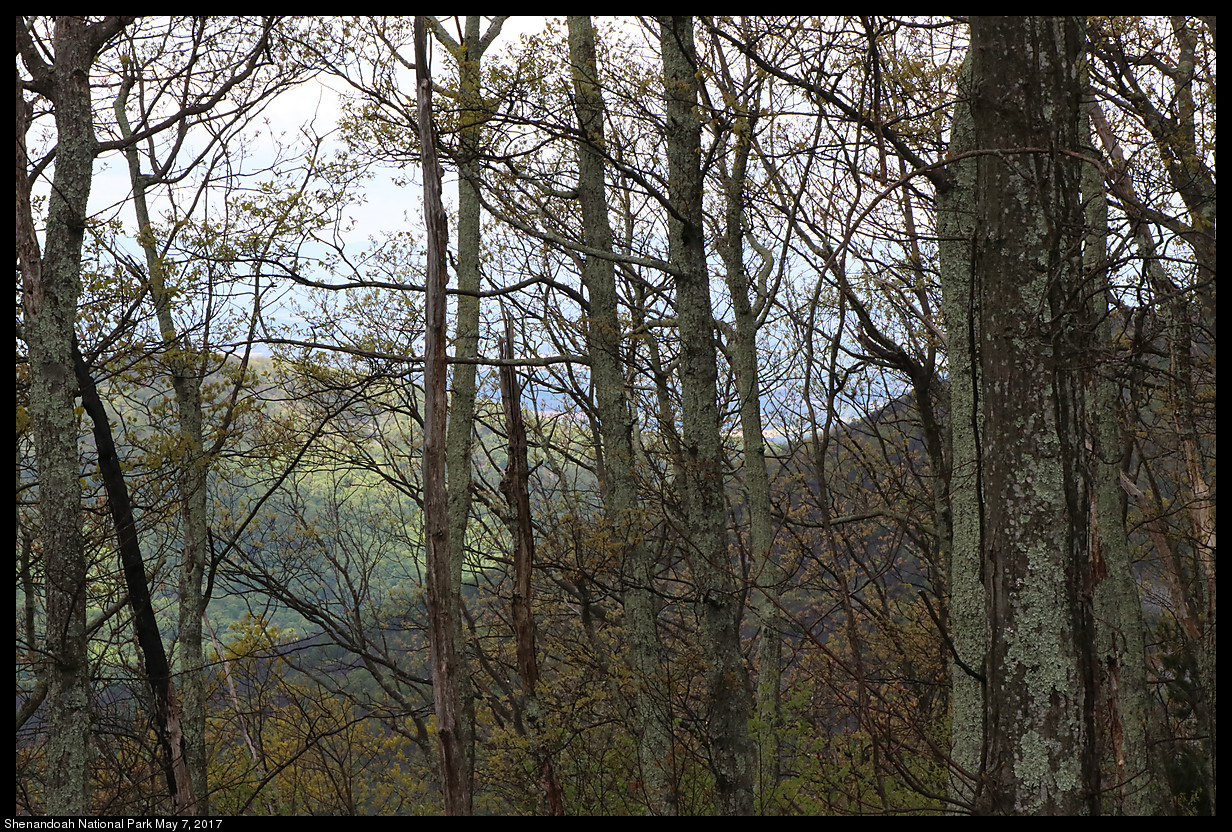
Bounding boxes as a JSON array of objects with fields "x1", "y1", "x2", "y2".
[
  {"x1": 17, "y1": 17, "x2": 102, "y2": 814},
  {"x1": 659, "y1": 15, "x2": 755, "y2": 816},
  {"x1": 968, "y1": 16, "x2": 1097, "y2": 815},
  {"x1": 937, "y1": 51, "x2": 985, "y2": 810},
  {"x1": 568, "y1": 15, "x2": 678, "y2": 814}
]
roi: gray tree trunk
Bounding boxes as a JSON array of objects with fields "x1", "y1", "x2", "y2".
[
  {"x1": 1081, "y1": 125, "x2": 1166, "y2": 815},
  {"x1": 112, "y1": 86, "x2": 213, "y2": 814},
  {"x1": 17, "y1": 16, "x2": 131, "y2": 814},
  {"x1": 659, "y1": 15, "x2": 755, "y2": 816},
  {"x1": 567, "y1": 15, "x2": 679, "y2": 815},
  {"x1": 936, "y1": 51, "x2": 985, "y2": 811},
  {"x1": 715, "y1": 126, "x2": 781, "y2": 812},
  {"x1": 416, "y1": 17, "x2": 470, "y2": 815},
  {"x1": 1090, "y1": 93, "x2": 1215, "y2": 814}
]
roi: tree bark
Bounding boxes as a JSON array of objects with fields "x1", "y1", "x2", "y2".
[
  {"x1": 937, "y1": 50, "x2": 985, "y2": 811},
  {"x1": 1081, "y1": 125, "x2": 1166, "y2": 816},
  {"x1": 425, "y1": 17, "x2": 506, "y2": 803},
  {"x1": 659, "y1": 15, "x2": 755, "y2": 815},
  {"x1": 17, "y1": 16, "x2": 131, "y2": 814},
  {"x1": 967, "y1": 16, "x2": 1096, "y2": 815},
  {"x1": 416, "y1": 16, "x2": 470, "y2": 815},
  {"x1": 498, "y1": 321, "x2": 565, "y2": 816}
]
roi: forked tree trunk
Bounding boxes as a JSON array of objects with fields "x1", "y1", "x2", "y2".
[
  {"x1": 415, "y1": 17, "x2": 470, "y2": 815},
  {"x1": 425, "y1": 17, "x2": 508, "y2": 800},
  {"x1": 715, "y1": 118, "x2": 781, "y2": 811}
]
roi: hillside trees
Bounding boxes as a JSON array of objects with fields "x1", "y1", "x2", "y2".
[
  {"x1": 15, "y1": 15, "x2": 1214, "y2": 816},
  {"x1": 105, "y1": 20, "x2": 311, "y2": 809}
]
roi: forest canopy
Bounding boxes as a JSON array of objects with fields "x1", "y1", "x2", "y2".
[{"x1": 16, "y1": 15, "x2": 1215, "y2": 816}]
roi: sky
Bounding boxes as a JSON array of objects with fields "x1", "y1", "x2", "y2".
[{"x1": 28, "y1": 16, "x2": 897, "y2": 431}]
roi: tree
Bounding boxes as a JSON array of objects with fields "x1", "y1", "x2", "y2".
[
  {"x1": 659, "y1": 16, "x2": 756, "y2": 815},
  {"x1": 426, "y1": 18, "x2": 509, "y2": 810},
  {"x1": 961, "y1": 16, "x2": 1095, "y2": 814},
  {"x1": 936, "y1": 48, "x2": 983, "y2": 811},
  {"x1": 1087, "y1": 17, "x2": 1215, "y2": 813},
  {"x1": 15, "y1": 15, "x2": 1214, "y2": 817},
  {"x1": 17, "y1": 16, "x2": 134, "y2": 813},
  {"x1": 19, "y1": 16, "x2": 328, "y2": 813},
  {"x1": 107, "y1": 20, "x2": 296, "y2": 809},
  {"x1": 414, "y1": 15, "x2": 471, "y2": 816},
  {"x1": 566, "y1": 14, "x2": 678, "y2": 814}
]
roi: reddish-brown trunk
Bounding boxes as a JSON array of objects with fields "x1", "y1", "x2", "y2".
[
  {"x1": 415, "y1": 17, "x2": 470, "y2": 815},
  {"x1": 499, "y1": 321, "x2": 565, "y2": 816}
]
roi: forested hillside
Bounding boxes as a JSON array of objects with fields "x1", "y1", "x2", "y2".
[{"x1": 16, "y1": 16, "x2": 1215, "y2": 816}]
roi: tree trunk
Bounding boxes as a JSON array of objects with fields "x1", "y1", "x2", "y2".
[
  {"x1": 498, "y1": 321, "x2": 565, "y2": 815},
  {"x1": 937, "y1": 50, "x2": 985, "y2": 811},
  {"x1": 416, "y1": 17, "x2": 470, "y2": 815},
  {"x1": 567, "y1": 15, "x2": 679, "y2": 814},
  {"x1": 425, "y1": 16, "x2": 507, "y2": 803},
  {"x1": 73, "y1": 342, "x2": 196, "y2": 814},
  {"x1": 1081, "y1": 124, "x2": 1166, "y2": 815},
  {"x1": 16, "y1": 16, "x2": 131, "y2": 813},
  {"x1": 659, "y1": 15, "x2": 755, "y2": 816},
  {"x1": 967, "y1": 16, "x2": 1096, "y2": 815},
  {"x1": 110, "y1": 83, "x2": 214, "y2": 812},
  {"x1": 1089, "y1": 96, "x2": 1216, "y2": 814},
  {"x1": 716, "y1": 121, "x2": 780, "y2": 813}
]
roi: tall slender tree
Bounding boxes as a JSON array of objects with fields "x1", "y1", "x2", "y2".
[
  {"x1": 426, "y1": 18, "x2": 508, "y2": 804},
  {"x1": 659, "y1": 15, "x2": 755, "y2": 815},
  {"x1": 567, "y1": 15, "x2": 679, "y2": 814},
  {"x1": 415, "y1": 15, "x2": 470, "y2": 816},
  {"x1": 17, "y1": 16, "x2": 132, "y2": 814}
]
